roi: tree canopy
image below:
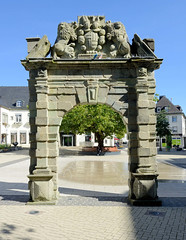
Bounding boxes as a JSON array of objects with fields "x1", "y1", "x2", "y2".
[
  {"x1": 156, "y1": 110, "x2": 171, "y2": 150},
  {"x1": 60, "y1": 104, "x2": 126, "y2": 149}
]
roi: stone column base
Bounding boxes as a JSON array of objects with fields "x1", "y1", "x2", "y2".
[
  {"x1": 27, "y1": 173, "x2": 56, "y2": 204},
  {"x1": 129, "y1": 173, "x2": 162, "y2": 206}
]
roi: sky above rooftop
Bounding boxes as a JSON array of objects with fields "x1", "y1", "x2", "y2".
[{"x1": 0, "y1": 0, "x2": 186, "y2": 112}]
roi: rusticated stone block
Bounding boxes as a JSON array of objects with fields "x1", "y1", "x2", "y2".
[
  {"x1": 138, "y1": 93, "x2": 148, "y2": 101},
  {"x1": 57, "y1": 111, "x2": 65, "y2": 117},
  {"x1": 137, "y1": 115, "x2": 149, "y2": 124},
  {"x1": 57, "y1": 101, "x2": 73, "y2": 111},
  {"x1": 48, "y1": 117, "x2": 61, "y2": 126},
  {"x1": 76, "y1": 87, "x2": 87, "y2": 103},
  {"x1": 138, "y1": 148, "x2": 150, "y2": 157},
  {"x1": 36, "y1": 133, "x2": 48, "y2": 141},
  {"x1": 108, "y1": 87, "x2": 127, "y2": 94},
  {"x1": 48, "y1": 101, "x2": 57, "y2": 110},
  {"x1": 48, "y1": 149, "x2": 59, "y2": 158},
  {"x1": 98, "y1": 86, "x2": 109, "y2": 103},
  {"x1": 138, "y1": 140, "x2": 149, "y2": 148},
  {"x1": 48, "y1": 133, "x2": 58, "y2": 141},
  {"x1": 138, "y1": 100, "x2": 149, "y2": 108},
  {"x1": 48, "y1": 126, "x2": 59, "y2": 134},
  {"x1": 112, "y1": 101, "x2": 123, "y2": 112},
  {"x1": 36, "y1": 148, "x2": 48, "y2": 158},
  {"x1": 48, "y1": 157, "x2": 57, "y2": 166},
  {"x1": 36, "y1": 117, "x2": 48, "y2": 126},
  {"x1": 36, "y1": 101, "x2": 48, "y2": 109},
  {"x1": 37, "y1": 94, "x2": 48, "y2": 102},
  {"x1": 49, "y1": 88, "x2": 58, "y2": 94},
  {"x1": 58, "y1": 87, "x2": 76, "y2": 95},
  {"x1": 139, "y1": 131, "x2": 149, "y2": 140},
  {"x1": 149, "y1": 116, "x2": 156, "y2": 124},
  {"x1": 37, "y1": 109, "x2": 48, "y2": 118}
]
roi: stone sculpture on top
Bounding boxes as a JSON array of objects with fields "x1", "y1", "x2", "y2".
[
  {"x1": 52, "y1": 16, "x2": 131, "y2": 59},
  {"x1": 26, "y1": 16, "x2": 156, "y2": 60}
]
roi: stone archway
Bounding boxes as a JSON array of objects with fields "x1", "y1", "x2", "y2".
[{"x1": 21, "y1": 16, "x2": 162, "y2": 205}]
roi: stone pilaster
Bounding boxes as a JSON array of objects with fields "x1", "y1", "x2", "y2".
[
  {"x1": 27, "y1": 70, "x2": 55, "y2": 204},
  {"x1": 128, "y1": 67, "x2": 161, "y2": 206}
]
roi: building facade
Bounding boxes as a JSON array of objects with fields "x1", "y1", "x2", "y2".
[
  {"x1": 156, "y1": 96, "x2": 186, "y2": 148},
  {"x1": 0, "y1": 87, "x2": 120, "y2": 147},
  {"x1": 0, "y1": 87, "x2": 30, "y2": 146}
]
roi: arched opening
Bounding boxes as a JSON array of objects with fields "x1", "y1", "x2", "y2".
[
  {"x1": 57, "y1": 103, "x2": 129, "y2": 201},
  {"x1": 59, "y1": 103, "x2": 127, "y2": 151}
]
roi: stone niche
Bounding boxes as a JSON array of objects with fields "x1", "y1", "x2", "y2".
[{"x1": 21, "y1": 16, "x2": 163, "y2": 205}]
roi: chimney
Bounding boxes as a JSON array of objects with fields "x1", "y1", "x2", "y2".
[{"x1": 26, "y1": 37, "x2": 40, "y2": 53}]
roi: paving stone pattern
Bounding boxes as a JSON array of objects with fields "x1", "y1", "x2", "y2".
[{"x1": 0, "y1": 206, "x2": 186, "y2": 240}]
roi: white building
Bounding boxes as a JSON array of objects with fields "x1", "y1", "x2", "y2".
[
  {"x1": 60, "y1": 132, "x2": 115, "y2": 147},
  {"x1": 0, "y1": 87, "x2": 30, "y2": 147},
  {"x1": 156, "y1": 96, "x2": 186, "y2": 148},
  {"x1": 0, "y1": 86, "x2": 122, "y2": 148}
]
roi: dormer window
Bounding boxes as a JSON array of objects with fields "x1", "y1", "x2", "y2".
[
  {"x1": 164, "y1": 106, "x2": 169, "y2": 112},
  {"x1": 16, "y1": 100, "x2": 23, "y2": 107},
  {"x1": 157, "y1": 107, "x2": 161, "y2": 113}
]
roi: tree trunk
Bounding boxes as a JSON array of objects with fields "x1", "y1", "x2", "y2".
[
  {"x1": 159, "y1": 137, "x2": 162, "y2": 151},
  {"x1": 96, "y1": 132, "x2": 104, "y2": 152}
]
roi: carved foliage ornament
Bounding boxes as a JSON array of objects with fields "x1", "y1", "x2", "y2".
[{"x1": 52, "y1": 16, "x2": 131, "y2": 59}]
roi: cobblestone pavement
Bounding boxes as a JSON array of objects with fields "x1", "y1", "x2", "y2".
[
  {"x1": 0, "y1": 206, "x2": 186, "y2": 240},
  {"x1": 0, "y1": 148, "x2": 186, "y2": 239}
]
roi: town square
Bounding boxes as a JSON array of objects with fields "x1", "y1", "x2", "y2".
[{"x1": 0, "y1": 0, "x2": 186, "y2": 239}]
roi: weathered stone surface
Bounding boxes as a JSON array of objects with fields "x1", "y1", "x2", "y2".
[
  {"x1": 133, "y1": 174, "x2": 158, "y2": 200},
  {"x1": 97, "y1": 86, "x2": 109, "y2": 103},
  {"x1": 58, "y1": 87, "x2": 76, "y2": 95},
  {"x1": 26, "y1": 35, "x2": 51, "y2": 59},
  {"x1": 52, "y1": 16, "x2": 131, "y2": 59},
  {"x1": 22, "y1": 18, "x2": 162, "y2": 204},
  {"x1": 48, "y1": 117, "x2": 61, "y2": 126}
]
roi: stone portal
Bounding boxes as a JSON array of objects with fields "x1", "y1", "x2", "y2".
[{"x1": 21, "y1": 16, "x2": 163, "y2": 205}]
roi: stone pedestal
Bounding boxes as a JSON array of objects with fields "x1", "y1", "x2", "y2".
[
  {"x1": 27, "y1": 168, "x2": 56, "y2": 204},
  {"x1": 128, "y1": 173, "x2": 162, "y2": 206}
]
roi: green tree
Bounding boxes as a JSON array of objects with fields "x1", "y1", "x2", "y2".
[
  {"x1": 60, "y1": 104, "x2": 126, "y2": 150},
  {"x1": 153, "y1": 93, "x2": 159, "y2": 102},
  {"x1": 156, "y1": 111, "x2": 171, "y2": 151},
  {"x1": 166, "y1": 134, "x2": 172, "y2": 151}
]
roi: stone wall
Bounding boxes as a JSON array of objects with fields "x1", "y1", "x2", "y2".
[{"x1": 21, "y1": 58, "x2": 162, "y2": 205}]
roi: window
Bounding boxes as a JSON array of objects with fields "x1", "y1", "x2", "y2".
[
  {"x1": 11, "y1": 133, "x2": 17, "y2": 144},
  {"x1": 164, "y1": 106, "x2": 169, "y2": 112},
  {"x1": 16, "y1": 100, "x2": 23, "y2": 107},
  {"x1": 172, "y1": 116, "x2": 177, "y2": 122},
  {"x1": 2, "y1": 113, "x2": 8, "y2": 125},
  {"x1": 85, "y1": 133, "x2": 91, "y2": 142},
  {"x1": 15, "y1": 114, "x2": 22, "y2": 123},
  {"x1": 20, "y1": 132, "x2": 26, "y2": 144},
  {"x1": 157, "y1": 107, "x2": 161, "y2": 113},
  {"x1": 172, "y1": 126, "x2": 177, "y2": 133}
]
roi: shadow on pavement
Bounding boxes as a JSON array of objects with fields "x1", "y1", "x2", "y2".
[{"x1": 0, "y1": 182, "x2": 29, "y2": 204}]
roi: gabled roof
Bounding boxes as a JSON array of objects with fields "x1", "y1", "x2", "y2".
[
  {"x1": 0, "y1": 86, "x2": 29, "y2": 110},
  {"x1": 156, "y1": 96, "x2": 183, "y2": 114}
]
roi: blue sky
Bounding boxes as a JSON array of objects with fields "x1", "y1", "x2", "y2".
[{"x1": 0, "y1": 0, "x2": 186, "y2": 112}]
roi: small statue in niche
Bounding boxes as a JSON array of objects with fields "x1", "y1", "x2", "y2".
[
  {"x1": 52, "y1": 22, "x2": 77, "y2": 59},
  {"x1": 106, "y1": 21, "x2": 131, "y2": 58}
]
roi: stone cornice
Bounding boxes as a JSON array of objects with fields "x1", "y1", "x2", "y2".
[{"x1": 21, "y1": 57, "x2": 163, "y2": 71}]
